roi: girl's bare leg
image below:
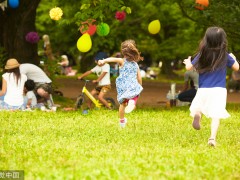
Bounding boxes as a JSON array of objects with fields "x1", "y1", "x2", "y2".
[
  {"x1": 119, "y1": 102, "x2": 127, "y2": 119},
  {"x1": 208, "y1": 118, "x2": 220, "y2": 146},
  {"x1": 119, "y1": 102, "x2": 128, "y2": 127}
]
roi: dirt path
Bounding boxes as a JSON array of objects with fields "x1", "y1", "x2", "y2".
[{"x1": 55, "y1": 78, "x2": 240, "y2": 108}]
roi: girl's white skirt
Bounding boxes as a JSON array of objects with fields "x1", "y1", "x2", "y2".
[{"x1": 190, "y1": 87, "x2": 230, "y2": 119}]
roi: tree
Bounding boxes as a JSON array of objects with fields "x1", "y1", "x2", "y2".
[
  {"x1": 2, "y1": 0, "x2": 239, "y2": 74},
  {"x1": 177, "y1": 0, "x2": 240, "y2": 56},
  {"x1": 36, "y1": 0, "x2": 200, "y2": 74},
  {"x1": 36, "y1": 0, "x2": 130, "y2": 72},
  {"x1": 0, "y1": 0, "x2": 41, "y2": 66}
]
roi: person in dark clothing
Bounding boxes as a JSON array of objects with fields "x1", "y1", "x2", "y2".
[{"x1": 178, "y1": 70, "x2": 199, "y2": 103}]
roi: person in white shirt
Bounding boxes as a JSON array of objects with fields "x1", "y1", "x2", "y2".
[
  {"x1": 77, "y1": 52, "x2": 111, "y2": 109},
  {"x1": 0, "y1": 58, "x2": 27, "y2": 110},
  {"x1": 19, "y1": 63, "x2": 54, "y2": 108}
]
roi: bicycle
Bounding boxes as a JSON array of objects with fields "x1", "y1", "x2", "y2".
[{"x1": 75, "y1": 79, "x2": 117, "y2": 110}]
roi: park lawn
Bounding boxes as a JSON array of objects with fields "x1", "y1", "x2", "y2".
[{"x1": 0, "y1": 105, "x2": 240, "y2": 179}]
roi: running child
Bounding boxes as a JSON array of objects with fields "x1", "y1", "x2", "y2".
[
  {"x1": 183, "y1": 27, "x2": 239, "y2": 146},
  {"x1": 98, "y1": 39, "x2": 144, "y2": 127}
]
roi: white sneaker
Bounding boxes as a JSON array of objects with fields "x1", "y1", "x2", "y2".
[
  {"x1": 125, "y1": 100, "x2": 136, "y2": 113},
  {"x1": 119, "y1": 118, "x2": 127, "y2": 128}
]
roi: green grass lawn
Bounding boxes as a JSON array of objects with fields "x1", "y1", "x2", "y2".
[{"x1": 1, "y1": 105, "x2": 240, "y2": 179}]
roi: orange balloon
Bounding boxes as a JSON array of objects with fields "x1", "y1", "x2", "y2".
[{"x1": 195, "y1": 0, "x2": 209, "y2": 10}]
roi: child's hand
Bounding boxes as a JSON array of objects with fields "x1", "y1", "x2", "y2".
[
  {"x1": 92, "y1": 80, "x2": 98, "y2": 84},
  {"x1": 183, "y1": 56, "x2": 192, "y2": 70},
  {"x1": 98, "y1": 60, "x2": 105, "y2": 65},
  {"x1": 183, "y1": 56, "x2": 191, "y2": 65}
]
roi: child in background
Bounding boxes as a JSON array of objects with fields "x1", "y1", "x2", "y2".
[
  {"x1": 98, "y1": 39, "x2": 143, "y2": 127},
  {"x1": 77, "y1": 52, "x2": 112, "y2": 110},
  {"x1": 183, "y1": 27, "x2": 239, "y2": 146},
  {"x1": 24, "y1": 79, "x2": 38, "y2": 109}
]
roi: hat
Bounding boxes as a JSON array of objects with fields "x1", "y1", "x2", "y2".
[
  {"x1": 94, "y1": 52, "x2": 108, "y2": 61},
  {"x1": 5, "y1": 58, "x2": 20, "y2": 69}
]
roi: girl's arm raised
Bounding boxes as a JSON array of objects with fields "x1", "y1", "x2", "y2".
[
  {"x1": 98, "y1": 58, "x2": 124, "y2": 67},
  {"x1": 183, "y1": 56, "x2": 193, "y2": 70},
  {"x1": 232, "y1": 60, "x2": 239, "y2": 71}
]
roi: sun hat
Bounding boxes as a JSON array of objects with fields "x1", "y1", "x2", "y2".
[{"x1": 5, "y1": 58, "x2": 20, "y2": 69}]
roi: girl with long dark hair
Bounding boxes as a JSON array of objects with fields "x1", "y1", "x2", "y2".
[{"x1": 183, "y1": 27, "x2": 239, "y2": 146}]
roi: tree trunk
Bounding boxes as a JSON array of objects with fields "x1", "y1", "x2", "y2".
[{"x1": 0, "y1": 0, "x2": 41, "y2": 64}]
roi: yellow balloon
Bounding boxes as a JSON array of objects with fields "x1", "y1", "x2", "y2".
[
  {"x1": 148, "y1": 20, "x2": 161, "y2": 34},
  {"x1": 77, "y1": 33, "x2": 92, "y2": 52}
]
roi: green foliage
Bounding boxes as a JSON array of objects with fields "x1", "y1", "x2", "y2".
[
  {"x1": 35, "y1": 0, "x2": 240, "y2": 75},
  {"x1": 177, "y1": 0, "x2": 240, "y2": 56},
  {"x1": 36, "y1": 0, "x2": 200, "y2": 69},
  {"x1": 1, "y1": 106, "x2": 240, "y2": 179}
]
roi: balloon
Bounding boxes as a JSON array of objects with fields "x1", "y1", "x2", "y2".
[
  {"x1": 79, "y1": 19, "x2": 97, "y2": 36},
  {"x1": 148, "y1": 20, "x2": 161, "y2": 35},
  {"x1": 77, "y1": 33, "x2": 92, "y2": 52},
  {"x1": 8, "y1": 0, "x2": 19, "y2": 8},
  {"x1": 49, "y1": 7, "x2": 63, "y2": 21},
  {"x1": 96, "y1": 23, "x2": 110, "y2": 36},
  {"x1": 195, "y1": 0, "x2": 209, "y2": 10},
  {"x1": 87, "y1": 25, "x2": 97, "y2": 36}
]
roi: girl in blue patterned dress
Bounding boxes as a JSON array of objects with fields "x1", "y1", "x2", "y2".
[{"x1": 98, "y1": 39, "x2": 143, "y2": 127}]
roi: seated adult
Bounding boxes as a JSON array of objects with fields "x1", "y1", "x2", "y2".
[
  {"x1": 228, "y1": 70, "x2": 240, "y2": 92},
  {"x1": 227, "y1": 53, "x2": 240, "y2": 92},
  {"x1": 58, "y1": 55, "x2": 70, "y2": 75},
  {"x1": 178, "y1": 69, "x2": 199, "y2": 103},
  {"x1": 19, "y1": 63, "x2": 54, "y2": 108},
  {"x1": 0, "y1": 59, "x2": 27, "y2": 110}
]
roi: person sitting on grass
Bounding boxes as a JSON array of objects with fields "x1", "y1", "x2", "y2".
[
  {"x1": 24, "y1": 79, "x2": 44, "y2": 109},
  {"x1": 20, "y1": 63, "x2": 55, "y2": 109},
  {"x1": 0, "y1": 58, "x2": 27, "y2": 110},
  {"x1": 178, "y1": 69, "x2": 199, "y2": 103}
]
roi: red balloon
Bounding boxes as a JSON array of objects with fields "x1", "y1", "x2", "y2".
[{"x1": 79, "y1": 19, "x2": 97, "y2": 36}]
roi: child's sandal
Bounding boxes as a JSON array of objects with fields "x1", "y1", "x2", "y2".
[{"x1": 208, "y1": 138, "x2": 216, "y2": 147}]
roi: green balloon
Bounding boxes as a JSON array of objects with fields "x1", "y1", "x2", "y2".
[{"x1": 97, "y1": 23, "x2": 110, "y2": 36}]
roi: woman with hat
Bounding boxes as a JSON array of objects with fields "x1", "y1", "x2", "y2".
[{"x1": 0, "y1": 58, "x2": 27, "y2": 110}]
